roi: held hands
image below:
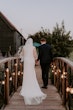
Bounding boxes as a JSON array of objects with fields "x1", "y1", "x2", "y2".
[{"x1": 35, "y1": 60, "x2": 39, "y2": 66}]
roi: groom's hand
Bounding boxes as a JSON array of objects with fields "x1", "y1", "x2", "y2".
[{"x1": 35, "y1": 60, "x2": 39, "y2": 66}]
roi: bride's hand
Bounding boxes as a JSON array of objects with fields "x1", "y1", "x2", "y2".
[{"x1": 35, "y1": 60, "x2": 39, "y2": 66}]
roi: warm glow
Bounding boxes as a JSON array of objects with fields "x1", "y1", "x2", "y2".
[
  {"x1": 52, "y1": 70, "x2": 54, "y2": 73},
  {"x1": 61, "y1": 74, "x2": 64, "y2": 79},
  {"x1": 70, "y1": 88, "x2": 73, "y2": 94},
  {"x1": 9, "y1": 77, "x2": 12, "y2": 81},
  {"x1": 12, "y1": 72, "x2": 15, "y2": 75},
  {"x1": 58, "y1": 69, "x2": 61, "y2": 73},
  {"x1": 63, "y1": 72, "x2": 67, "y2": 75},
  {"x1": 55, "y1": 72, "x2": 57, "y2": 75},
  {"x1": 18, "y1": 71, "x2": 20, "y2": 75},
  {"x1": 51, "y1": 64, "x2": 53, "y2": 68},
  {"x1": 53, "y1": 66, "x2": 56, "y2": 69},
  {"x1": 6, "y1": 68, "x2": 9, "y2": 72},
  {"x1": 2, "y1": 81, "x2": 5, "y2": 85},
  {"x1": 66, "y1": 87, "x2": 73, "y2": 94},
  {"x1": 15, "y1": 63, "x2": 17, "y2": 66},
  {"x1": 66, "y1": 87, "x2": 70, "y2": 92}
]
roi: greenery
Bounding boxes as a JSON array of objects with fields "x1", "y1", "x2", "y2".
[
  {"x1": 68, "y1": 51, "x2": 73, "y2": 61},
  {"x1": 28, "y1": 21, "x2": 73, "y2": 58}
]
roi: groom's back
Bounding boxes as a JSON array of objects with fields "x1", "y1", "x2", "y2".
[{"x1": 39, "y1": 44, "x2": 52, "y2": 64}]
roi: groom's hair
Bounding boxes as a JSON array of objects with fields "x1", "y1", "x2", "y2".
[{"x1": 40, "y1": 38, "x2": 46, "y2": 42}]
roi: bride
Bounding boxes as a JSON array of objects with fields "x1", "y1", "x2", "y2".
[{"x1": 20, "y1": 38, "x2": 47, "y2": 105}]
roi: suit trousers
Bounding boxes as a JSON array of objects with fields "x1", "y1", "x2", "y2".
[{"x1": 40, "y1": 63, "x2": 49, "y2": 87}]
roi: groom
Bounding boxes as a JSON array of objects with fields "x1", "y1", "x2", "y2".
[{"x1": 37, "y1": 38, "x2": 53, "y2": 89}]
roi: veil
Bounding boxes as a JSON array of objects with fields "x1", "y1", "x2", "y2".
[
  {"x1": 25, "y1": 38, "x2": 38, "y2": 60},
  {"x1": 24, "y1": 38, "x2": 34, "y2": 59},
  {"x1": 20, "y1": 38, "x2": 37, "y2": 61},
  {"x1": 25, "y1": 38, "x2": 33, "y2": 47}
]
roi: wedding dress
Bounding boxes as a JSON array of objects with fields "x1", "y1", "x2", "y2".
[{"x1": 20, "y1": 38, "x2": 47, "y2": 105}]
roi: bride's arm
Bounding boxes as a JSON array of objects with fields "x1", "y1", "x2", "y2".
[
  {"x1": 33, "y1": 47, "x2": 38, "y2": 60},
  {"x1": 33, "y1": 46, "x2": 39, "y2": 65}
]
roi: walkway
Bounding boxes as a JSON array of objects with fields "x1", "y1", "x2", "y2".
[{"x1": 4, "y1": 65, "x2": 66, "y2": 110}]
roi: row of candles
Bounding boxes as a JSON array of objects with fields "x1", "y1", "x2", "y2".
[{"x1": 51, "y1": 64, "x2": 73, "y2": 94}]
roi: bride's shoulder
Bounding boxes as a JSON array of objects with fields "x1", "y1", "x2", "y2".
[
  {"x1": 33, "y1": 46, "x2": 35, "y2": 48},
  {"x1": 33, "y1": 46, "x2": 36, "y2": 50}
]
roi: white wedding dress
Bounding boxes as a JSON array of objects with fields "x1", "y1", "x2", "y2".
[{"x1": 20, "y1": 38, "x2": 47, "y2": 105}]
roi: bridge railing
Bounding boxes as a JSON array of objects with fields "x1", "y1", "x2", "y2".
[
  {"x1": 51, "y1": 57, "x2": 73, "y2": 110},
  {"x1": 0, "y1": 57, "x2": 23, "y2": 109}
]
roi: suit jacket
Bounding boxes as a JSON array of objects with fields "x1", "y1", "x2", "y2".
[{"x1": 38, "y1": 43, "x2": 53, "y2": 65}]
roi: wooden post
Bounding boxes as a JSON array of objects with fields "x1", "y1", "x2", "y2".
[
  {"x1": 20, "y1": 62, "x2": 23, "y2": 85},
  {"x1": 63, "y1": 63, "x2": 67, "y2": 105},
  {"x1": 53, "y1": 65, "x2": 56, "y2": 86},
  {"x1": 63, "y1": 76, "x2": 66, "y2": 105},
  {"x1": 57, "y1": 69, "x2": 61, "y2": 92},
  {"x1": 4, "y1": 62, "x2": 9, "y2": 104},
  {"x1": 14, "y1": 59, "x2": 18, "y2": 91}
]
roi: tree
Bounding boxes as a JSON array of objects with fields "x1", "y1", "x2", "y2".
[
  {"x1": 28, "y1": 21, "x2": 73, "y2": 58},
  {"x1": 51, "y1": 21, "x2": 73, "y2": 57},
  {"x1": 28, "y1": 27, "x2": 52, "y2": 43}
]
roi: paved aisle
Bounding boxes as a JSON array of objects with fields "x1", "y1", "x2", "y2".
[{"x1": 4, "y1": 66, "x2": 66, "y2": 110}]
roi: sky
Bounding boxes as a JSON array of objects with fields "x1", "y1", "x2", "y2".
[{"x1": 0, "y1": 0, "x2": 73, "y2": 39}]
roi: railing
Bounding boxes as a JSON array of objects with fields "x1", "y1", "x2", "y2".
[
  {"x1": 0, "y1": 57, "x2": 23, "y2": 109},
  {"x1": 51, "y1": 57, "x2": 73, "y2": 110},
  {"x1": 1, "y1": 56, "x2": 73, "y2": 109}
]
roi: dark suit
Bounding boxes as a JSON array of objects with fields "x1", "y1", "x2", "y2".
[{"x1": 38, "y1": 43, "x2": 53, "y2": 87}]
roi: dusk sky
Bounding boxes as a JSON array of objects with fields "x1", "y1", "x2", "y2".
[{"x1": 0, "y1": 0, "x2": 73, "y2": 39}]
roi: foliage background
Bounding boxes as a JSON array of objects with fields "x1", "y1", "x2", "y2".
[{"x1": 28, "y1": 21, "x2": 73, "y2": 58}]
